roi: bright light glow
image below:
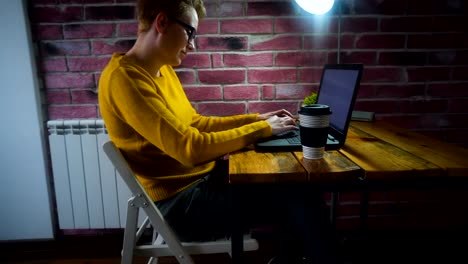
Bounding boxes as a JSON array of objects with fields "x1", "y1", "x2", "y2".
[{"x1": 295, "y1": 0, "x2": 335, "y2": 15}]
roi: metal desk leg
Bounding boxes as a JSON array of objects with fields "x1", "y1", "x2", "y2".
[
  {"x1": 360, "y1": 190, "x2": 369, "y2": 235},
  {"x1": 231, "y1": 185, "x2": 244, "y2": 264},
  {"x1": 330, "y1": 191, "x2": 339, "y2": 229}
]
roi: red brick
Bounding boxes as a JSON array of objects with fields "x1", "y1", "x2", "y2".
[
  {"x1": 329, "y1": 51, "x2": 377, "y2": 65},
  {"x1": 93, "y1": 39, "x2": 134, "y2": 55},
  {"x1": 453, "y1": 67, "x2": 468, "y2": 80},
  {"x1": 246, "y1": 2, "x2": 295, "y2": 16},
  {"x1": 275, "y1": 18, "x2": 331, "y2": 34},
  {"x1": 248, "y1": 69, "x2": 297, "y2": 83},
  {"x1": 428, "y1": 51, "x2": 458, "y2": 65},
  {"x1": 446, "y1": 129, "x2": 468, "y2": 144},
  {"x1": 31, "y1": 6, "x2": 83, "y2": 23},
  {"x1": 407, "y1": 0, "x2": 455, "y2": 15},
  {"x1": 203, "y1": 3, "x2": 217, "y2": 18},
  {"x1": 175, "y1": 70, "x2": 196, "y2": 84},
  {"x1": 362, "y1": 67, "x2": 403, "y2": 82},
  {"x1": 304, "y1": 35, "x2": 338, "y2": 49},
  {"x1": 198, "y1": 19, "x2": 218, "y2": 34},
  {"x1": 400, "y1": 99, "x2": 448, "y2": 113},
  {"x1": 276, "y1": 84, "x2": 313, "y2": 100},
  {"x1": 353, "y1": 100, "x2": 399, "y2": 113},
  {"x1": 298, "y1": 68, "x2": 323, "y2": 83},
  {"x1": 261, "y1": 85, "x2": 275, "y2": 100},
  {"x1": 68, "y1": 57, "x2": 111, "y2": 71},
  {"x1": 41, "y1": 41, "x2": 90, "y2": 56},
  {"x1": 179, "y1": 53, "x2": 211, "y2": 68},
  {"x1": 381, "y1": 17, "x2": 433, "y2": 32},
  {"x1": 276, "y1": 52, "x2": 326, "y2": 67},
  {"x1": 356, "y1": 84, "x2": 375, "y2": 99},
  {"x1": 85, "y1": 6, "x2": 135, "y2": 21},
  {"x1": 354, "y1": 0, "x2": 406, "y2": 15},
  {"x1": 198, "y1": 103, "x2": 247, "y2": 116},
  {"x1": 198, "y1": 69, "x2": 246, "y2": 84},
  {"x1": 408, "y1": 34, "x2": 466, "y2": 49},
  {"x1": 59, "y1": 0, "x2": 114, "y2": 3},
  {"x1": 248, "y1": 101, "x2": 299, "y2": 115},
  {"x1": 32, "y1": 0, "x2": 56, "y2": 4},
  {"x1": 46, "y1": 90, "x2": 71, "y2": 104},
  {"x1": 378, "y1": 114, "x2": 434, "y2": 129},
  {"x1": 197, "y1": 36, "x2": 248, "y2": 51},
  {"x1": 379, "y1": 52, "x2": 427, "y2": 66},
  {"x1": 221, "y1": 19, "x2": 272, "y2": 34},
  {"x1": 448, "y1": 98, "x2": 468, "y2": 113},
  {"x1": 224, "y1": 85, "x2": 259, "y2": 100},
  {"x1": 45, "y1": 73, "x2": 95, "y2": 89},
  {"x1": 48, "y1": 105, "x2": 98, "y2": 119},
  {"x1": 340, "y1": 17, "x2": 378, "y2": 33},
  {"x1": 407, "y1": 67, "x2": 451, "y2": 82},
  {"x1": 250, "y1": 35, "x2": 301, "y2": 51},
  {"x1": 71, "y1": 89, "x2": 98, "y2": 104},
  {"x1": 34, "y1": 25, "x2": 63, "y2": 40},
  {"x1": 428, "y1": 83, "x2": 468, "y2": 97},
  {"x1": 183, "y1": 86, "x2": 222, "y2": 101},
  {"x1": 356, "y1": 34, "x2": 405, "y2": 49},
  {"x1": 219, "y1": 2, "x2": 244, "y2": 17},
  {"x1": 212, "y1": 53, "x2": 223, "y2": 67},
  {"x1": 446, "y1": 114, "x2": 468, "y2": 128},
  {"x1": 432, "y1": 16, "x2": 467, "y2": 32},
  {"x1": 224, "y1": 53, "x2": 273, "y2": 67},
  {"x1": 64, "y1": 23, "x2": 114, "y2": 39},
  {"x1": 373, "y1": 84, "x2": 425, "y2": 98},
  {"x1": 41, "y1": 58, "x2": 67, "y2": 72},
  {"x1": 117, "y1": 22, "x2": 138, "y2": 36}
]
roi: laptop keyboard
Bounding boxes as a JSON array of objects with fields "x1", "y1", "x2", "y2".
[{"x1": 286, "y1": 136, "x2": 301, "y2": 144}]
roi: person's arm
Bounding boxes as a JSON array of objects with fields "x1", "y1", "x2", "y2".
[
  {"x1": 191, "y1": 113, "x2": 259, "y2": 132},
  {"x1": 109, "y1": 71, "x2": 271, "y2": 167}
]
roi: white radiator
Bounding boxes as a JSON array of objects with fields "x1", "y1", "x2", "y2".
[{"x1": 47, "y1": 119, "x2": 144, "y2": 230}]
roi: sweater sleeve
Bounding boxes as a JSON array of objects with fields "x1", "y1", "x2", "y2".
[
  {"x1": 108, "y1": 67, "x2": 272, "y2": 168},
  {"x1": 191, "y1": 113, "x2": 260, "y2": 132}
]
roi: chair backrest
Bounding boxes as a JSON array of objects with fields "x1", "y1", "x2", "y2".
[{"x1": 102, "y1": 140, "x2": 194, "y2": 263}]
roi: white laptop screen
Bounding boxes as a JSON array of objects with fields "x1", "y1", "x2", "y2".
[{"x1": 317, "y1": 68, "x2": 360, "y2": 132}]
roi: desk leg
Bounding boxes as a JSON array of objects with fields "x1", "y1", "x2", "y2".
[
  {"x1": 360, "y1": 190, "x2": 369, "y2": 235},
  {"x1": 230, "y1": 185, "x2": 244, "y2": 264},
  {"x1": 330, "y1": 192, "x2": 338, "y2": 230}
]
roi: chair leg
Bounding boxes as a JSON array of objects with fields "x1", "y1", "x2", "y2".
[
  {"x1": 121, "y1": 198, "x2": 140, "y2": 264},
  {"x1": 147, "y1": 257, "x2": 159, "y2": 264}
]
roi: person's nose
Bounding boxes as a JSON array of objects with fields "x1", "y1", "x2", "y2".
[{"x1": 187, "y1": 39, "x2": 196, "y2": 51}]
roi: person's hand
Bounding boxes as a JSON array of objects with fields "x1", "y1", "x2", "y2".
[
  {"x1": 265, "y1": 115, "x2": 298, "y2": 135},
  {"x1": 257, "y1": 109, "x2": 296, "y2": 121}
]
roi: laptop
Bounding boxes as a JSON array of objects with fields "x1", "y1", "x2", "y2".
[{"x1": 255, "y1": 63, "x2": 363, "y2": 152}]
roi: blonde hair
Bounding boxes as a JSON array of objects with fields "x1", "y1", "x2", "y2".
[{"x1": 137, "y1": 0, "x2": 206, "y2": 33}]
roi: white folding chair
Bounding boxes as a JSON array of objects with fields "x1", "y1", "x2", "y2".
[{"x1": 103, "y1": 141, "x2": 259, "y2": 264}]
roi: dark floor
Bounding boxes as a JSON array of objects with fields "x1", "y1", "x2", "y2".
[{"x1": 1, "y1": 229, "x2": 468, "y2": 264}]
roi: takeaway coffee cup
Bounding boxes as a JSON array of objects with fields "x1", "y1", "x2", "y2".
[{"x1": 299, "y1": 104, "x2": 332, "y2": 159}]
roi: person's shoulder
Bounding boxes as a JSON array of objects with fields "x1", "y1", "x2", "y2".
[{"x1": 161, "y1": 65, "x2": 178, "y2": 77}]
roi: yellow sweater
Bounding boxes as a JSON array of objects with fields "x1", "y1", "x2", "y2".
[{"x1": 98, "y1": 53, "x2": 272, "y2": 202}]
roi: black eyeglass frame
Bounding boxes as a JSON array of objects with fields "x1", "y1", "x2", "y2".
[{"x1": 171, "y1": 17, "x2": 196, "y2": 44}]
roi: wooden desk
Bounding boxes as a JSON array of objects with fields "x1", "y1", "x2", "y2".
[{"x1": 228, "y1": 121, "x2": 468, "y2": 263}]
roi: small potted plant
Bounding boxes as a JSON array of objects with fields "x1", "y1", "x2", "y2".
[
  {"x1": 303, "y1": 92, "x2": 317, "y2": 106},
  {"x1": 300, "y1": 92, "x2": 330, "y2": 115}
]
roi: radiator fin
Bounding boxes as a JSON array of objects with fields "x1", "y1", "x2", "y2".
[{"x1": 47, "y1": 120, "x2": 145, "y2": 230}]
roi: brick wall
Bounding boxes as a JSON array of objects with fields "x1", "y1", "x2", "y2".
[{"x1": 29, "y1": 0, "x2": 468, "y2": 232}]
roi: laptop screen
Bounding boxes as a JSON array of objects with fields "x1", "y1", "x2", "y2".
[{"x1": 317, "y1": 66, "x2": 361, "y2": 133}]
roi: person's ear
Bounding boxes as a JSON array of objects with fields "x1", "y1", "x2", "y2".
[{"x1": 154, "y1": 12, "x2": 169, "y2": 34}]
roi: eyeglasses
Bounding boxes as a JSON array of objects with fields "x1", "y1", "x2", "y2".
[{"x1": 171, "y1": 17, "x2": 196, "y2": 45}]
